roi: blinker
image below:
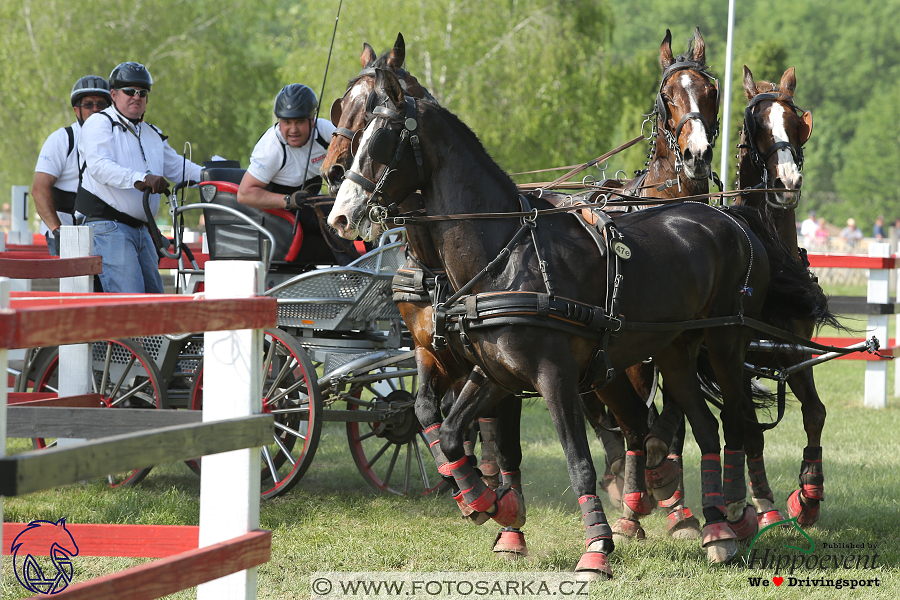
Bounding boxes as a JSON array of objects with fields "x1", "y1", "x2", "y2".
[{"x1": 368, "y1": 128, "x2": 400, "y2": 165}]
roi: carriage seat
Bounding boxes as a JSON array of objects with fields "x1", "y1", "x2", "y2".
[{"x1": 198, "y1": 168, "x2": 337, "y2": 271}]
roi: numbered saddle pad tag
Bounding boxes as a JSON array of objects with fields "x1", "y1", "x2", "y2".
[{"x1": 612, "y1": 240, "x2": 632, "y2": 260}]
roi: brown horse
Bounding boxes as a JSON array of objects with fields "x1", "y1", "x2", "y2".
[
  {"x1": 584, "y1": 27, "x2": 722, "y2": 542},
  {"x1": 327, "y1": 67, "x2": 822, "y2": 571},
  {"x1": 733, "y1": 65, "x2": 830, "y2": 527},
  {"x1": 321, "y1": 35, "x2": 528, "y2": 557}
]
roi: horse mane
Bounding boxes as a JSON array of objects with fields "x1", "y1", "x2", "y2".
[
  {"x1": 428, "y1": 102, "x2": 519, "y2": 196},
  {"x1": 749, "y1": 79, "x2": 795, "y2": 101}
]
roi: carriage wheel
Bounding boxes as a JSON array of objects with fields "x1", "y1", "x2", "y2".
[
  {"x1": 30, "y1": 339, "x2": 167, "y2": 487},
  {"x1": 188, "y1": 328, "x2": 323, "y2": 499},
  {"x1": 345, "y1": 367, "x2": 448, "y2": 496}
]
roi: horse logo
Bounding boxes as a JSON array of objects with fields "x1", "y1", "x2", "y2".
[{"x1": 11, "y1": 518, "x2": 80, "y2": 594}]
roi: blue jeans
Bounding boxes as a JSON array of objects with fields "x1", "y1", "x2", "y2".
[{"x1": 88, "y1": 220, "x2": 164, "y2": 294}]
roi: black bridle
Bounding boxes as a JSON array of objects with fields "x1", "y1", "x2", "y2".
[
  {"x1": 344, "y1": 93, "x2": 426, "y2": 226},
  {"x1": 740, "y1": 92, "x2": 810, "y2": 209}
]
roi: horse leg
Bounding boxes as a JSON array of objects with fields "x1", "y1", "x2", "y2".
[
  {"x1": 704, "y1": 331, "x2": 759, "y2": 546},
  {"x1": 442, "y1": 368, "x2": 526, "y2": 530},
  {"x1": 786, "y1": 363, "x2": 825, "y2": 526},
  {"x1": 655, "y1": 341, "x2": 738, "y2": 564},
  {"x1": 742, "y1": 383, "x2": 786, "y2": 528},
  {"x1": 583, "y1": 398, "x2": 625, "y2": 509},
  {"x1": 478, "y1": 414, "x2": 501, "y2": 489},
  {"x1": 538, "y1": 370, "x2": 613, "y2": 580},
  {"x1": 651, "y1": 404, "x2": 702, "y2": 539},
  {"x1": 490, "y1": 396, "x2": 529, "y2": 559}
]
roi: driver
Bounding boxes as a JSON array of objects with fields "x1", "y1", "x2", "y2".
[
  {"x1": 76, "y1": 61, "x2": 203, "y2": 293},
  {"x1": 238, "y1": 84, "x2": 360, "y2": 265}
]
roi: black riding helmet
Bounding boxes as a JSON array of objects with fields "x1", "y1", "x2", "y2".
[
  {"x1": 274, "y1": 84, "x2": 317, "y2": 120},
  {"x1": 71, "y1": 75, "x2": 111, "y2": 106},
  {"x1": 109, "y1": 62, "x2": 153, "y2": 90}
]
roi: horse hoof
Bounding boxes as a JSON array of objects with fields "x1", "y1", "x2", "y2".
[
  {"x1": 706, "y1": 539, "x2": 739, "y2": 564},
  {"x1": 624, "y1": 491, "x2": 654, "y2": 516},
  {"x1": 645, "y1": 458, "x2": 680, "y2": 502},
  {"x1": 492, "y1": 528, "x2": 528, "y2": 559},
  {"x1": 479, "y1": 459, "x2": 500, "y2": 489},
  {"x1": 574, "y1": 551, "x2": 613, "y2": 580},
  {"x1": 491, "y1": 485, "x2": 526, "y2": 529},
  {"x1": 601, "y1": 474, "x2": 624, "y2": 510},
  {"x1": 453, "y1": 492, "x2": 490, "y2": 525},
  {"x1": 666, "y1": 507, "x2": 701, "y2": 540},
  {"x1": 612, "y1": 517, "x2": 646, "y2": 543},
  {"x1": 757, "y1": 509, "x2": 787, "y2": 529},
  {"x1": 787, "y1": 489, "x2": 820, "y2": 526},
  {"x1": 727, "y1": 504, "x2": 758, "y2": 541}
]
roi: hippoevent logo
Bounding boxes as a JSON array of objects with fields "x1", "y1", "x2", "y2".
[
  {"x1": 11, "y1": 518, "x2": 80, "y2": 595},
  {"x1": 744, "y1": 517, "x2": 881, "y2": 590}
]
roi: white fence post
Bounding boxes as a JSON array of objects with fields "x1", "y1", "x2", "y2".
[
  {"x1": 57, "y1": 226, "x2": 94, "y2": 445},
  {"x1": 198, "y1": 261, "x2": 264, "y2": 600},
  {"x1": 1, "y1": 278, "x2": 10, "y2": 577},
  {"x1": 866, "y1": 243, "x2": 890, "y2": 408}
]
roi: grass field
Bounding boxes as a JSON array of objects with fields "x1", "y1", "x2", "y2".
[{"x1": 4, "y1": 309, "x2": 900, "y2": 598}]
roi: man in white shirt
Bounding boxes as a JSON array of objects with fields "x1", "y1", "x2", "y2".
[
  {"x1": 799, "y1": 210, "x2": 817, "y2": 247},
  {"x1": 76, "y1": 61, "x2": 202, "y2": 293},
  {"x1": 238, "y1": 84, "x2": 361, "y2": 265},
  {"x1": 33, "y1": 76, "x2": 111, "y2": 255}
]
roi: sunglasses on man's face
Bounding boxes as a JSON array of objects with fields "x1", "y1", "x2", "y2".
[
  {"x1": 118, "y1": 87, "x2": 149, "y2": 98},
  {"x1": 79, "y1": 101, "x2": 109, "y2": 111}
]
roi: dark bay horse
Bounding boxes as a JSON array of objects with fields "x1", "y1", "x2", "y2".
[
  {"x1": 327, "y1": 68, "x2": 821, "y2": 571},
  {"x1": 321, "y1": 34, "x2": 528, "y2": 557},
  {"x1": 585, "y1": 27, "x2": 722, "y2": 542},
  {"x1": 733, "y1": 65, "x2": 831, "y2": 527}
]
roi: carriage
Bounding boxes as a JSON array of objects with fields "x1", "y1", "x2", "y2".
[{"x1": 11, "y1": 166, "x2": 447, "y2": 500}]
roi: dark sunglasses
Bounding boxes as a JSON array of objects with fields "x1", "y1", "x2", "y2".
[
  {"x1": 118, "y1": 87, "x2": 149, "y2": 98},
  {"x1": 79, "y1": 101, "x2": 109, "y2": 111}
]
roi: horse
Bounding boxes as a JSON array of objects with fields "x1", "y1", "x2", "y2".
[
  {"x1": 732, "y1": 64, "x2": 831, "y2": 527},
  {"x1": 327, "y1": 67, "x2": 823, "y2": 571},
  {"x1": 321, "y1": 34, "x2": 529, "y2": 557},
  {"x1": 583, "y1": 26, "x2": 722, "y2": 542}
]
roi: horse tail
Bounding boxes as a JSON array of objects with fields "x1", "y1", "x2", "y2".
[
  {"x1": 722, "y1": 204, "x2": 841, "y2": 334},
  {"x1": 695, "y1": 351, "x2": 778, "y2": 411}
]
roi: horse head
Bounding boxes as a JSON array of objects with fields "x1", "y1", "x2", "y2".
[
  {"x1": 321, "y1": 33, "x2": 435, "y2": 195},
  {"x1": 740, "y1": 65, "x2": 813, "y2": 208},
  {"x1": 656, "y1": 27, "x2": 720, "y2": 182},
  {"x1": 330, "y1": 68, "x2": 426, "y2": 241}
]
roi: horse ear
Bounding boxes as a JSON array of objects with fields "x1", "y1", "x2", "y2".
[
  {"x1": 743, "y1": 65, "x2": 758, "y2": 101},
  {"x1": 691, "y1": 26, "x2": 706, "y2": 64},
  {"x1": 374, "y1": 68, "x2": 405, "y2": 106},
  {"x1": 780, "y1": 67, "x2": 797, "y2": 98},
  {"x1": 798, "y1": 109, "x2": 813, "y2": 146},
  {"x1": 360, "y1": 43, "x2": 376, "y2": 68},
  {"x1": 659, "y1": 29, "x2": 674, "y2": 70},
  {"x1": 387, "y1": 32, "x2": 406, "y2": 70}
]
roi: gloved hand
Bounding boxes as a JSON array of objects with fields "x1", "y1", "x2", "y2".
[
  {"x1": 135, "y1": 174, "x2": 171, "y2": 196},
  {"x1": 51, "y1": 228, "x2": 61, "y2": 253},
  {"x1": 285, "y1": 190, "x2": 309, "y2": 209}
]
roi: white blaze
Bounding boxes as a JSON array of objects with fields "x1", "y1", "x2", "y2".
[
  {"x1": 767, "y1": 103, "x2": 803, "y2": 190},
  {"x1": 330, "y1": 122, "x2": 379, "y2": 240},
  {"x1": 682, "y1": 73, "x2": 709, "y2": 152}
]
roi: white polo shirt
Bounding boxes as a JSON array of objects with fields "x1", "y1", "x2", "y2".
[
  {"x1": 34, "y1": 121, "x2": 83, "y2": 232},
  {"x1": 247, "y1": 118, "x2": 335, "y2": 189},
  {"x1": 79, "y1": 106, "x2": 202, "y2": 221}
]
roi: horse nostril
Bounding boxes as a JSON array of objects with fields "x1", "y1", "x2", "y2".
[
  {"x1": 328, "y1": 164, "x2": 345, "y2": 184},
  {"x1": 333, "y1": 214, "x2": 349, "y2": 231},
  {"x1": 702, "y1": 147, "x2": 713, "y2": 165}
]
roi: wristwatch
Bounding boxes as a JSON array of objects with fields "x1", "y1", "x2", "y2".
[{"x1": 284, "y1": 194, "x2": 292, "y2": 209}]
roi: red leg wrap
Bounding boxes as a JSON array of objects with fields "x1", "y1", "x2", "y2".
[
  {"x1": 701, "y1": 521, "x2": 737, "y2": 547},
  {"x1": 624, "y1": 491, "x2": 654, "y2": 516},
  {"x1": 453, "y1": 491, "x2": 490, "y2": 525},
  {"x1": 757, "y1": 509, "x2": 787, "y2": 529},
  {"x1": 787, "y1": 489, "x2": 820, "y2": 526},
  {"x1": 612, "y1": 517, "x2": 646, "y2": 540},
  {"x1": 665, "y1": 507, "x2": 701, "y2": 539},
  {"x1": 492, "y1": 528, "x2": 528, "y2": 557},
  {"x1": 491, "y1": 486, "x2": 526, "y2": 529},
  {"x1": 574, "y1": 551, "x2": 613, "y2": 580},
  {"x1": 659, "y1": 489, "x2": 683, "y2": 510},
  {"x1": 727, "y1": 504, "x2": 759, "y2": 540}
]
